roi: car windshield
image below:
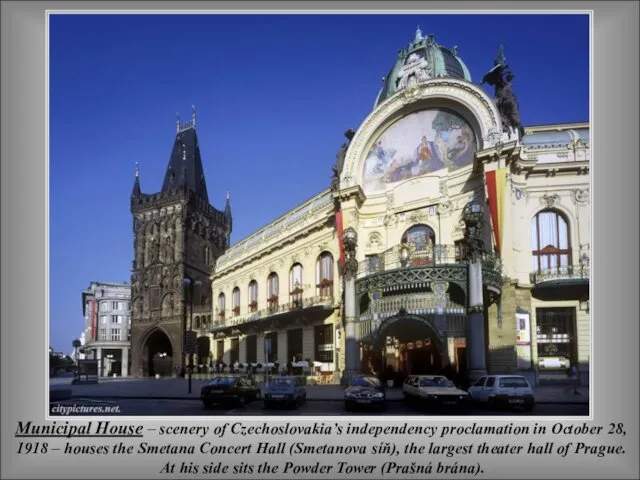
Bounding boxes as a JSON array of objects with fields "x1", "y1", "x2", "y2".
[
  {"x1": 419, "y1": 376, "x2": 450, "y2": 387},
  {"x1": 270, "y1": 378, "x2": 294, "y2": 386},
  {"x1": 207, "y1": 377, "x2": 237, "y2": 385},
  {"x1": 499, "y1": 377, "x2": 529, "y2": 388},
  {"x1": 350, "y1": 376, "x2": 381, "y2": 387}
]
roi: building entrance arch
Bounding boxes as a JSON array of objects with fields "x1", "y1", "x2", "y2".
[
  {"x1": 141, "y1": 328, "x2": 174, "y2": 377},
  {"x1": 366, "y1": 311, "x2": 447, "y2": 382}
]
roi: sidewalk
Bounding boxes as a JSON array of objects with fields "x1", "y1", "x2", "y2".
[{"x1": 50, "y1": 377, "x2": 589, "y2": 405}]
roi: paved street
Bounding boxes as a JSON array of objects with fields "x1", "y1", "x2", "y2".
[{"x1": 50, "y1": 397, "x2": 589, "y2": 417}]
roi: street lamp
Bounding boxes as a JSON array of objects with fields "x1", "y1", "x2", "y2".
[
  {"x1": 72, "y1": 339, "x2": 82, "y2": 379},
  {"x1": 182, "y1": 277, "x2": 202, "y2": 394}
]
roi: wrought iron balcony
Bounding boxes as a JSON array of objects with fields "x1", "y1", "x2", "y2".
[
  {"x1": 530, "y1": 265, "x2": 590, "y2": 285},
  {"x1": 210, "y1": 295, "x2": 335, "y2": 331},
  {"x1": 358, "y1": 244, "x2": 465, "y2": 279}
]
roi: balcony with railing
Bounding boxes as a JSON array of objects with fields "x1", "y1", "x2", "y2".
[
  {"x1": 530, "y1": 265, "x2": 590, "y2": 285},
  {"x1": 211, "y1": 294, "x2": 335, "y2": 331},
  {"x1": 355, "y1": 244, "x2": 505, "y2": 295}
]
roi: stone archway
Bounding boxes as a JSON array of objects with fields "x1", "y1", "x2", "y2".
[
  {"x1": 142, "y1": 329, "x2": 174, "y2": 377},
  {"x1": 369, "y1": 312, "x2": 447, "y2": 381}
]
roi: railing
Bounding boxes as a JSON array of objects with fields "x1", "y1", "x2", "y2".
[
  {"x1": 359, "y1": 294, "x2": 466, "y2": 323},
  {"x1": 358, "y1": 244, "x2": 465, "y2": 279},
  {"x1": 530, "y1": 265, "x2": 590, "y2": 285},
  {"x1": 211, "y1": 295, "x2": 335, "y2": 330}
]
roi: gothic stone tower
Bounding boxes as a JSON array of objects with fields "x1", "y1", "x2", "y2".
[{"x1": 129, "y1": 113, "x2": 231, "y2": 377}]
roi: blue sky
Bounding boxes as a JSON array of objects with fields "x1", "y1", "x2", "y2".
[{"x1": 49, "y1": 12, "x2": 589, "y2": 353}]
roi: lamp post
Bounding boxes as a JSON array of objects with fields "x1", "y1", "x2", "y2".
[
  {"x1": 182, "y1": 277, "x2": 202, "y2": 394},
  {"x1": 341, "y1": 226, "x2": 359, "y2": 383},
  {"x1": 461, "y1": 200, "x2": 488, "y2": 384},
  {"x1": 72, "y1": 339, "x2": 82, "y2": 380}
]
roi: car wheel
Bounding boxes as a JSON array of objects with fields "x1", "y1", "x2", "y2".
[
  {"x1": 255, "y1": 391, "x2": 261, "y2": 401},
  {"x1": 524, "y1": 402, "x2": 535, "y2": 412},
  {"x1": 237, "y1": 396, "x2": 246, "y2": 408},
  {"x1": 487, "y1": 398, "x2": 496, "y2": 410},
  {"x1": 203, "y1": 400, "x2": 213, "y2": 410},
  {"x1": 344, "y1": 402, "x2": 351, "y2": 412},
  {"x1": 264, "y1": 401, "x2": 271, "y2": 410}
]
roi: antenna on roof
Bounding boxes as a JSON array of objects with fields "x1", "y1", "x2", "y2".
[
  {"x1": 176, "y1": 112, "x2": 180, "y2": 133},
  {"x1": 192, "y1": 105, "x2": 196, "y2": 128}
]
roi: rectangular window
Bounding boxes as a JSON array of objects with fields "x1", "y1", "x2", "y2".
[
  {"x1": 99, "y1": 328, "x2": 107, "y2": 341},
  {"x1": 230, "y1": 338, "x2": 240, "y2": 366},
  {"x1": 314, "y1": 324, "x2": 334, "y2": 363},
  {"x1": 216, "y1": 340, "x2": 224, "y2": 363},
  {"x1": 127, "y1": 329, "x2": 131, "y2": 342},
  {"x1": 100, "y1": 316, "x2": 107, "y2": 324},
  {"x1": 111, "y1": 315, "x2": 121, "y2": 323},
  {"x1": 264, "y1": 332, "x2": 278, "y2": 363},
  {"x1": 112, "y1": 301, "x2": 118, "y2": 309},
  {"x1": 454, "y1": 240, "x2": 466, "y2": 262},
  {"x1": 536, "y1": 307, "x2": 577, "y2": 368},
  {"x1": 110, "y1": 329, "x2": 121, "y2": 342},
  {"x1": 246, "y1": 335, "x2": 257, "y2": 364},
  {"x1": 248, "y1": 282, "x2": 258, "y2": 312},
  {"x1": 365, "y1": 254, "x2": 381, "y2": 275},
  {"x1": 287, "y1": 328, "x2": 303, "y2": 363}
]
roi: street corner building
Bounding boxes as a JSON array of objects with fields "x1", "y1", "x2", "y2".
[
  {"x1": 129, "y1": 29, "x2": 590, "y2": 386},
  {"x1": 81, "y1": 281, "x2": 132, "y2": 377}
]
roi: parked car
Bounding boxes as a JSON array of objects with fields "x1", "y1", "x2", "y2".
[
  {"x1": 467, "y1": 375, "x2": 535, "y2": 411},
  {"x1": 402, "y1": 375, "x2": 471, "y2": 411},
  {"x1": 200, "y1": 375, "x2": 261, "y2": 409},
  {"x1": 263, "y1": 376, "x2": 307, "y2": 409},
  {"x1": 344, "y1": 375, "x2": 387, "y2": 411}
]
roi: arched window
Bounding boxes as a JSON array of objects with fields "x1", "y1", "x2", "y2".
[
  {"x1": 267, "y1": 273, "x2": 279, "y2": 312},
  {"x1": 217, "y1": 293, "x2": 226, "y2": 322},
  {"x1": 531, "y1": 209, "x2": 571, "y2": 273},
  {"x1": 194, "y1": 316, "x2": 200, "y2": 329},
  {"x1": 401, "y1": 224, "x2": 436, "y2": 265},
  {"x1": 232, "y1": 287, "x2": 240, "y2": 316},
  {"x1": 248, "y1": 280, "x2": 258, "y2": 312},
  {"x1": 289, "y1": 263, "x2": 304, "y2": 308},
  {"x1": 316, "y1": 252, "x2": 334, "y2": 297}
]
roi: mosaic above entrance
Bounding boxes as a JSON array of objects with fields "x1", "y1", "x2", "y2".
[{"x1": 362, "y1": 108, "x2": 477, "y2": 194}]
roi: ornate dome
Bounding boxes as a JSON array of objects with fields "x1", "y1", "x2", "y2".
[{"x1": 374, "y1": 28, "x2": 472, "y2": 108}]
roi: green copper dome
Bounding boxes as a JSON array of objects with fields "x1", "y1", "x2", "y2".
[{"x1": 374, "y1": 28, "x2": 472, "y2": 108}]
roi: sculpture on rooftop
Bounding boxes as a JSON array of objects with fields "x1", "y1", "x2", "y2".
[
  {"x1": 482, "y1": 45, "x2": 525, "y2": 140},
  {"x1": 331, "y1": 129, "x2": 356, "y2": 192}
]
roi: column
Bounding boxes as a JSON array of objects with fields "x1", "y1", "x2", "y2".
[
  {"x1": 121, "y1": 347, "x2": 129, "y2": 377},
  {"x1": 257, "y1": 333, "x2": 265, "y2": 364},
  {"x1": 96, "y1": 347, "x2": 102, "y2": 377},
  {"x1": 277, "y1": 330, "x2": 287, "y2": 366},
  {"x1": 466, "y1": 259, "x2": 487, "y2": 381}
]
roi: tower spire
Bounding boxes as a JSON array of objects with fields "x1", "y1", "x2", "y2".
[
  {"x1": 176, "y1": 112, "x2": 180, "y2": 133},
  {"x1": 224, "y1": 190, "x2": 232, "y2": 247},
  {"x1": 192, "y1": 105, "x2": 196, "y2": 128},
  {"x1": 131, "y1": 162, "x2": 141, "y2": 197}
]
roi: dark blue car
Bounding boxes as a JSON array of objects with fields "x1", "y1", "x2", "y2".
[{"x1": 263, "y1": 377, "x2": 307, "y2": 409}]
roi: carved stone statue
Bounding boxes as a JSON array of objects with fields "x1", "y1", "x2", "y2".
[
  {"x1": 482, "y1": 46, "x2": 525, "y2": 139},
  {"x1": 396, "y1": 52, "x2": 432, "y2": 91},
  {"x1": 330, "y1": 129, "x2": 355, "y2": 192}
]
